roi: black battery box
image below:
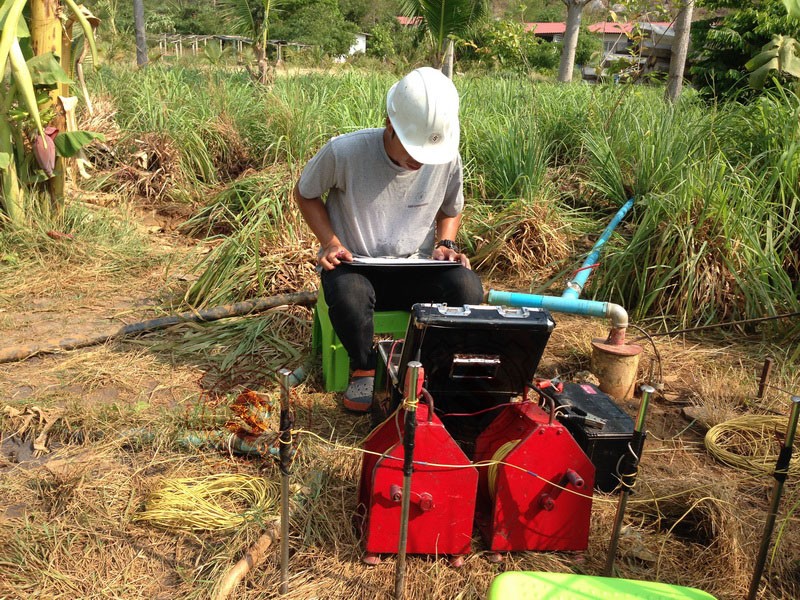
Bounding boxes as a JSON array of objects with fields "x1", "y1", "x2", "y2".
[
  {"x1": 372, "y1": 303, "x2": 555, "y2": 454},
  {"x1": 549, "y1": 382, "x2": 636, "y2": 493}
]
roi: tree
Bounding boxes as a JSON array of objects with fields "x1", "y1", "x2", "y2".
[
  {"x1": 338, "y1": 0, "x2": 397, "y2": 29},
  {"x1": 665, "y1": 0, "x2": 694, "y2": 103},
  {"x1": 500, "y1": 0, "x2": 563, "y2": 22},
  {"x1": 558, "y1": 0, "x2": 592, "y2": 82},
  {"x1": 172, "y1": 4, "x2": 220, "y2": 35},
  {"x1": 400, "y1": 0, "x2": 488, "y2": 77},
  {"x1": 460, "y1": 18, "x2": 566, "y2": 74},
  {"x1": 220, "y1": 0, "x2": 284, "y2": 84},
  {"x1": 133, "y1": 0, "x2": 147, "y2": 67},
  {"x1": 574, "y1": 22, "x2": 602, "y2": 65},
  {"x1": 365, "y1": 17, "x2": 425, "y2": 64},
  {"x1": 271, "y1": 0, "x2": 358, "y2": 56}
]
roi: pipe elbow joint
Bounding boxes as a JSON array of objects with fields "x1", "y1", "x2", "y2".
[{"x1": 606, "y1": 303, "x2": 629, "y2": 330}]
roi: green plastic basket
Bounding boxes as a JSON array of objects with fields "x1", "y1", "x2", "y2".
[{"x1": 486, "y1": 572, "x2": 717, "y2": 600}]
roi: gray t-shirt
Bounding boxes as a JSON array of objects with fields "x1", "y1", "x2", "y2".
[{"x1": 297, "y1": 128, "x2": 464, "y2": 258}]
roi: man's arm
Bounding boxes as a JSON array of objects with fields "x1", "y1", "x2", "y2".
[
  {"x1": 293, "y1": 185, "x2": 352, "y2": 270},
  {"x1": 433, "y1": 211, "x2": 471, "y2": 268}
]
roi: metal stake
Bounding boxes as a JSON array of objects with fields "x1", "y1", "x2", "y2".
[
  {"x1": 757, "y1": 358, "x2": 774, "y2": 400},
  {"x1": 277, "y1": 368, "x2": 294, "y2": 596},
  {"x1": 603, "y1": 384, "x2": 654, "y2": 577},
  {"x1": 394, "y1": 361, "x2": 422, "y2": 600},
  {"x1": 747, "y1": 395, "x2": 800, "y2": 600}
]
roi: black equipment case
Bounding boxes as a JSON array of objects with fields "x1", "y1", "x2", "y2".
[
  {"x1": 372, "y1": 303, "x2": 555, "y2": 454},
  {"x1": 549, "y1": 382, "x2": 635, "y2": 493}
]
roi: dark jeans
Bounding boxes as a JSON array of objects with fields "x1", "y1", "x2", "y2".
[{"x1": 320, "y1": 263, "x2": 484, "y2": 371}]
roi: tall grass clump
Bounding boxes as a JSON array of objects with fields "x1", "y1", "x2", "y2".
[
  {"x1": 260, "y1": 75, "x2": 337, "y2": 170},
  {"x1": 583, "y1": 90, "x2": 709, "y2": 201},
  {"x1": 466, "y1": 113, "x2": 553, "y2": 201},
  {"x1": 709, "y1": 85, "x2": 800, "y2": 167},
  {"x1": 463, "y1": 197, "x2": 578, "y2": 290},
  {"x1": 266, "y1": 72, "x2": 394, "y2": 171},
  {"x1": 90, "y1": 65, "x2": 272, "y2": 200},
  {"x1": 526, "y1": 82, "x2": 597, "y2": 166},
  {"x1": 556, "y1": 84, "x2": 799, "y2": 334},
  {"x1": 717, "y1": 87, "x2": 800, "y2": 285},
  {"x1": 183, "y1": 177, "x2": 315, "y2": 308},
  {"x1": 593, "y1": 157, "x2": 800, "y2": 327},
  {"x1": 182, "y1": 170, "x2": 294, "y2": 238}
]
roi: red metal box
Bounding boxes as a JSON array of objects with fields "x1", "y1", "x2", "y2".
[
  {"x1": 474, "y1": 401, "x2": 595, "y2": 552},
  {"x1": 355, "y1": 402, "x2": 478, "y2": 557}
]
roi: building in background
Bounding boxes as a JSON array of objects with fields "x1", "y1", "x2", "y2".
[{"x1": 526, "y1": 21, "x2": 676, "y2": 81}]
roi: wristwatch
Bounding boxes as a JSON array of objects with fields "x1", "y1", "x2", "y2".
[{"x1": 435, "y1": 239, "x2": 459, "y2": 253}]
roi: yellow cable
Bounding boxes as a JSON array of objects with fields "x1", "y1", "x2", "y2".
[
  {"x1": 487, "y1": 440, "x2": 520, "y2": 499},
  {"x1": 293, "y1": 428, "x2": 600, "y2": 504},
  {"x1": 133, "y1": 473, "x2": 280, "y2": 532},
  {"x1": 292, "y1": 429, "x2": 737, "y2": 507},
  {"x1": 705, "y1": 414, "x2": 800, "y2": 477}
]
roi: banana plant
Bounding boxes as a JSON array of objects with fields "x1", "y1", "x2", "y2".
[
  {"x1": 749, "y1": 0, "x2": 800, "y2": 90},
  {"x1": 746, "y1": 34, "x2": 800, "y2": 90},
  {"x1": 0, "y1": 0, "x2": 101, "y2": 224}
]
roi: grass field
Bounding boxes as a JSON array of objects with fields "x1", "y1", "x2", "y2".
[{"x1": 1, "y1": 65, "x2": 799, "y2": 599}]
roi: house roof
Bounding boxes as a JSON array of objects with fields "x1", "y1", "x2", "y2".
[
  {"x1": 524, "y1": 21, "x2": 673, "y2": 36},
  {"x1": 641, "y1": 22, "x2": 675, "y2": 38},
  {"x1": 524, "y1": 22, "x2": 565, "y2": 35},
  {"x1": 396, "y1": 16, "x2": 423, "y2": 26},
  {"x1": 588, "y1": 22, "x2": 633, "y2": 34}
]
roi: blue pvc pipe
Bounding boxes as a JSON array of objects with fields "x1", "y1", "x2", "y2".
[
  {"x1": 488, "y1": 290, "x2": 610, "y2": 319},
  {"x1": 563, "y1": 197, "x2": 635, "y2": 299},
  {"x1": 488, "y1": 198, "x2": 635, "y2": 322}
]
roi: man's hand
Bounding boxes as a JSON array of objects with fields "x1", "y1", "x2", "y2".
[
  {"x1": 432, "y1": 245, "x2": 471, "y2": 269},
  {"x1": 319, "y1": 244, "x2": 353, "y2": 270}
]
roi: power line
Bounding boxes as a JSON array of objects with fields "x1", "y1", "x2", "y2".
[{"x1": 632, "y1": 311, "x2": 800, "y2": 341}]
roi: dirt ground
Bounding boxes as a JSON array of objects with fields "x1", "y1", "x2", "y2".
[{"x1": 1, "y1": 208, "x2": 799, "y2": 600}]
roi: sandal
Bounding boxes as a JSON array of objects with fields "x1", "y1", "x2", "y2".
[{"x1": 343, "y1": 369, "x2": 376, "y2": 413}]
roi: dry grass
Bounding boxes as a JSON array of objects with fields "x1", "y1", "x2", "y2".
[
  {"x1": 3, "y1": 330, "x2": 798, "y2": 599},
  {"x1": 469, "y1": 200, "x2": 573, "y2": 291},
  {"x1": 112, "y1": 132, "x2": 187, "y2": 203},
  {"x1": 627, "y1": 475, "x2": 753, "y2": 597},
  {"x1": 2, "y1": 208, "x2": 800, "y2": 600}
]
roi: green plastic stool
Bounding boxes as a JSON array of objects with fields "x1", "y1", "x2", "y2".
[
  {"x1": 311, "y1": 290, "x2": 410, "y2": 393},
  {"x1": 486, "y1": 572, "x2": 717, "y2": 600}
]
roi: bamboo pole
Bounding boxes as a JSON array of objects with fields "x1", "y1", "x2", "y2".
[
  {"x1": 213, "y1": 523, "x2": 280, "y2": 600},
  {"x1": 394, "y1": 361, "x2": 423, "y2": 600},
  {"x1": 747, "y1": 396, "x2": 800, "y2": 600},
  {"x1": 604, "y1": 384, "x2": 654, "y2": 576},
  {"x1": 0, "y1": 290, "x2": 318, "y2": 364}
]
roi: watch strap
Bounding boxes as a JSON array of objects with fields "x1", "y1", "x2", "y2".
[{"x1": 435, "y1": 239, "x2": 459, "y2": 252}]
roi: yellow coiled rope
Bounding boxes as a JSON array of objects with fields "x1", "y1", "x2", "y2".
[
  {"x1": 487, "y1": 439, "x2": 521, "y2": 499},
  {"x1": 133, "y1": 473, "x2": 280, "y2": 532},
  {"x1": 705, "y1": 414, "x2": 800, "y2": 478}
]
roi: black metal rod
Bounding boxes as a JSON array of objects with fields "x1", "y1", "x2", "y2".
[
  {"x1": 747, "y1": 395, "x2": 800, "y2": 600},
  {"x1": 394, "y1": 361, "x2": 422, "y2": 600},
  {"x1": 604, "y1": 384, "x2": 653, "y2": 577},
  {"x1": 278, "y1": 368, "x2": 294, "y2": 596}
]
